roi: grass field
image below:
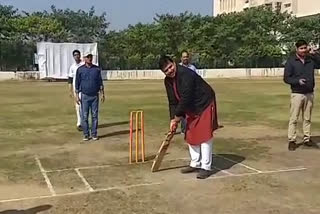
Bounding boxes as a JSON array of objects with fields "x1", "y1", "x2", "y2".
[{"x1": 0, "y1": 78, "x2": 320, "y2": 213}]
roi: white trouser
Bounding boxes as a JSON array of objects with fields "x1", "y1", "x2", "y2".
[
  {"x1": 188, "y1": 138, "x2": 213, "y2": 171},
  {"x1": 75, "y1": 103, "x2": 81, "y2": 126},
  {"x1": 74, "y1": 92, "x2": 82, "y2": 126}
]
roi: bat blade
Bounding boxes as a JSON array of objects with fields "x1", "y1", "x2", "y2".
[{"x1": 151, "y1": 132, "x2": 175, "y2": 172}]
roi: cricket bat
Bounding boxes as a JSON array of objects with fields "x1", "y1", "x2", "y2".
[{"x1": 151, "y1": 131, "x2": 175, "y2": 172}]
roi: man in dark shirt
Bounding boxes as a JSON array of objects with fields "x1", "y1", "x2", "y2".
[
  {"x1": 159, "y1": 55, "x2": 219, "y2": 179},
  {"x1": 284, "y1": 40, "x2": 320, "y2": 151},
  {"x1": 75, "y1": 53, "x2": 105, "y2": 141}
]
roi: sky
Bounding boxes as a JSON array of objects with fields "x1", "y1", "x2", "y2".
[{"x1": 0, "y1": 0, "x2": 213, "y2": 30}]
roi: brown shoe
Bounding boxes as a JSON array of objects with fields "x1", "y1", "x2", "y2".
[{"x1": 180, "y1": 166, "x2": 199, "y2": 174}]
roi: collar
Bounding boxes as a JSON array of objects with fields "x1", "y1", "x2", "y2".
[
  {"x1": 75, "y1": 61, "x2": 82, "y2": 66},
  {"x1": 179, "y1": 62, "x2": 191, "y2": 67},
  {"x1": 295, "y1": 54, "x2": 311, "y2": 63}
]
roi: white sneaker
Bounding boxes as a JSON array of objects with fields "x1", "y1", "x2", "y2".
[{"x1": 92, "y1": 136, "x2": 99, "y2": 141}]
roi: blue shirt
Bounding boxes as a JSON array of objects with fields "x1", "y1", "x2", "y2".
[
  {"x1": 75, "y1": 64, "x2": 104, "y2": 96},
  {"x1": 179, "y1": 63, "x2": 197, "y2": 72}
]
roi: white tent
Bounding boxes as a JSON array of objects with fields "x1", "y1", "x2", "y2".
[{"x1": 37, "y1": 42, "x2": 98, "y2": 79}]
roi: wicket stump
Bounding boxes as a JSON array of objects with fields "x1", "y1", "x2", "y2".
[{"x1": 129, "y1": 110, "x2": 145, "y2": 163}]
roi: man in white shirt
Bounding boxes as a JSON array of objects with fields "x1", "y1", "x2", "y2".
[
  {"x1": 68, "y1": 50, "x2": 84, "y2": 131},
  {"x1": 179, "y1": 51, "x2": 197, "y2": 73},
  {"x1": 179, "y1": 51, "x2": 198, "y2": 134}
]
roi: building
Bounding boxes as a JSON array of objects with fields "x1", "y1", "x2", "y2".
[{"x1": 213, "y1": 0, "x2": 320, "y2": 17}]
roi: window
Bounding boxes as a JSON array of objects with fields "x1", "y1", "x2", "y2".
[
  {"x1": 265, "y1": 3, "x2": 272, "y2": 8},
  {"x1": 275, "y1": 2, "x2": 282, "y2": 11},
  {"x1": 284, "y1": 3, "x2": 291, "y2": 8}
]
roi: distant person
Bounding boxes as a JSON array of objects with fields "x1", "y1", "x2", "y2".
[
  {"x1": 284, "y1": 39, "x2": 320, "y2": 151},
  {"x1": 179, "y1": 51, "x2": 197, "y2": 72},
  {"x1": 179, "y1": 51, "x2": 198, "y2": 134},
  {"x1": 68, "y1": 50, "x2": 84, "y2": 131},
  {"x1": 159, "y1": 55, "x2": 219, "y2": 179},
  {"x1": 75, "y1": 53, "x2": 105, "y2": 141}
]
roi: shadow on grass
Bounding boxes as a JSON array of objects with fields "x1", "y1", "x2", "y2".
[
  {"x1": 145, "y1": 155, "x2": 156, "y2": 161},
  {"x1": 295, "y1": 136, "x2": 320, "y2": 150},
  {"x1": 99, "y1": 130, "x2": 131, "y2": 139},
  {"x1": 155, "y1": 153, "x2": 245, "y2": 176},
  {"x1": 311, "y1": 136, "x2": 320, "y2": 144},
  {"x1": 0, "y1": 205, "x2": 52, "y2": 214},
  {"x1": 157, "y1": 165, "x2": 188, "y2": 172},
  {"x1": 211, "y1": 153, "x2": 245, "y2": 176},
  {"x1": 98, "y1": 121, "x2": 129, "y2": 129}
]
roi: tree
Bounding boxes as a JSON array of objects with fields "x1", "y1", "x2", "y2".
[
  {"x1": 0, "y1": 5, "x2": 19, "y2": 40},
  {"x1": 99, "y1": 30, "x2": 128, "y2": 69},
  {"x1": 154, "y1": 12, "x2": 194, "y2": 56},
  {"x1": 2, "y1": 3, "x2": 320, "y2": 70},
  {"x1": 15, "y1": 14, "x2": 66, "y2": 42},
  {"x1": 283, "y1": 15, "x2": 320, "y2": 53},
  {"x1": 48, "y1": 5, "x2": 109, "y2": 42}
]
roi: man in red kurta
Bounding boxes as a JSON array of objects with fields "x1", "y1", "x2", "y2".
[{"x1": 159, "y1": 55, "x2": 219, "y2": 179}]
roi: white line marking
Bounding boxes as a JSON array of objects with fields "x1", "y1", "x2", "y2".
[
  {"x1": 184, "y1": 167, "x2": 308, "y2": 182},
  {"x1": 214, "y1": 154, "x2": 262, "y2": 173},
  {"x1": 0, "y1": 167, "x2": 307, "y2": 204},
  {"x1": 34, "y1": 157, "x2": 56, "y2": 196},
  {"x1": 75, "y1": 169, "x2": 94, "y2": 192},
  {"x1": 46, "y1": 165, "x2": 114, "y2": 173},
  {"x1": 46, "y1": 168, "x2": 77, "y2": 173},
  {"x1": 213, "y1": 166, "x2": 234, "y2": 175},
  {"x1": 45, "y1": 157, "x2": 190, "y2": 173},
  {"x1": 210, "y1": 167, "x2": 307, "y2": 180},
  {"x1": 76, "y1": 165, "x2": 113, "y2": 171},
  {"x1": 0, "y1": 182, "x2": 163, "y2": 204},
  {"x1": 260, "y1": 167, "x2": 307, "y2": 174},
  {"x1": 95, "y1": 182, "x2": 163, "y2": 192},
  {"x1": 0, "y1": 191, "x2": 90, "y2": 203}
]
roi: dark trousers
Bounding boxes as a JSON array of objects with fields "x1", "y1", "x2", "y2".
[{"x1": 81, "y1": 93, "x2": 99, "y2": 137}]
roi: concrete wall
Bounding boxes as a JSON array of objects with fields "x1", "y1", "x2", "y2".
[
  {"x1": 2, "y1": 67, "x2": 320, "y2": 81},
  {"x1": 102, "y1": 68, "x2": 285, "y2": 80},
  {"x1": 0, "y1": 72, "x2": 15, "y2": 81},
  {"x1": 15, "y1": 71, "x2": 40, "y2": 80},
  {"x1": 0, "y1": 71, "x2": 40, "y2": 81},
  {"x1": 102, "y1": 70, "x2": 165, "y2": 80},
  {"x1": 204, "y1": 68, "x2": 285, "y2": 78}
]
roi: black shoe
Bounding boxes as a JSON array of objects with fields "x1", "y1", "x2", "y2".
[
  {"x1": 303, "y1": 136, "x2": 313, "y2": 146},
  {"x1": 303, "y1": 140, "x2": 320, "y2": 149},
  {"x1": 180, "y1": 166, "x2": 199, "y2": 174},
  {"x1": 304, "y1": 141, "x2": 313, "y2": 147},
  {"x1": 288, "y1": 141, "x2": 297, "y2": 151},
  {"x1": 196, "y1": 169, "x2": 212, "y2": 179},
  {"x1": 83, "y1": 136, "x2": 90, "y2": 141},
  {"x1": 77, "y1": 125, "x2": 83, "y2": 131}
]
